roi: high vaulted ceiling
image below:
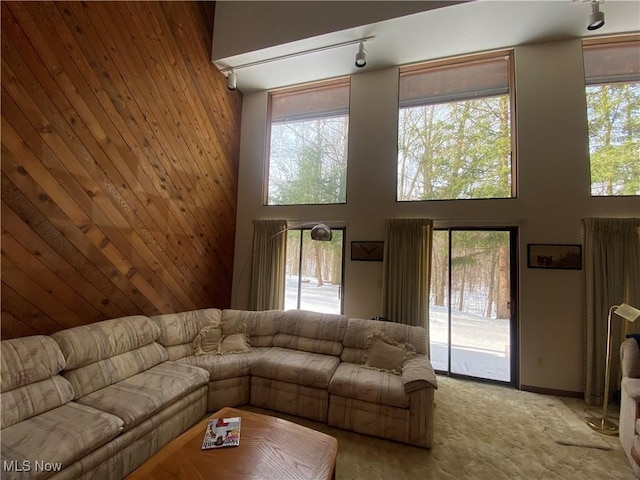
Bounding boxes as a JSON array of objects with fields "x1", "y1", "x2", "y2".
[{"x1": 211, "y1": 1, "x2": 640, "y2": 93}]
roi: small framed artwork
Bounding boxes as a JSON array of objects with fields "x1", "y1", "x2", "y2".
[
  {"x1": 527, "y1": 244, "x2": 582, "y2": 270},
  {"x1": 351, "y1": 241, "x2": 384, "y2": 262}
]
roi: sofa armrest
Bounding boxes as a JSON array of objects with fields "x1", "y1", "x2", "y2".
[
  {"x1": 402, "y1": 355, "x2": 437, "y2": 393},
  {"x1": 622, "y1": 377, "x2": 640, "y2": 402}
]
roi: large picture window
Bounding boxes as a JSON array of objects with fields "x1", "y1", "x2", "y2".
[
  {"x1": 397, "y1": 52, "x2": 515, "y2": 201},
  {"x1": 583, "y1": 38, "x2": 640, "y2": 196},
  {"x1": 266, "y1": 79, "x2": 350, "y2": 205}
]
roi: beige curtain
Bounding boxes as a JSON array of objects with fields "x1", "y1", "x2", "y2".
[
  {"x1": 584, "y1": 217, "x2": 640, "y2": 406},
  {"x1": 382, "y1": 218, "x2": 433, "y2": 335},
  {"x1": 248, "y1": 219, "x2": 287, "y2": 311}
]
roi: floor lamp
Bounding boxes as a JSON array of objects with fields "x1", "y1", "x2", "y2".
[{"x1": 587, "y1": 303, "x2": 640, "y2": 435}]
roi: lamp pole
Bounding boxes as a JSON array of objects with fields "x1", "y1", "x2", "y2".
[
  {"x1": 587, "y1": 303, "x2": 640, "y2": 435},
  {"x1": 586, "y1": 305, "x2": 618, "y2": 434}
]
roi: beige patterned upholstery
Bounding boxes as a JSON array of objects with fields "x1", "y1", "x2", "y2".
[
  {"x1": 1, "y1": 335, "x2": 65, "y2": 391},
  {"x1": 252, "y1": 347, "x2": 340, "y2": 389},
  {"x1": 274, "y1": 310, "x2": 346, "y2": 355},
  {"x1": 329, "y1": 362, "x2": 409, "y2": 408},
  {"x1": 179, "y1": 348, "x2": 269, "y2": 381},
  {"x1": 341, "y1": 317, "x2": 428, "y2": 364},
  {"x1": 1, "y1": 403, "x2": 124, "y2": 480},
  {"x1": 50, "y1": 387, "x2": 207, "y2": 480},
  {"x1": 76, "y1": 362, "x2": 208, "y2": 432},
  {"x1": 51, "y1": 316, "x2": 159, "y2": 369},
  {"x1": 251, "y1": 311, "x2": 345, "y2": 423},
  {"x1": 223, "y1": 309, "x2": 282, "y2": 347},
  {"x1": 251, "y1": 376, "x2": 330, "y2": 422},
  {"x1": 0, "y1": 336, "x2": 73, "y2": 430},
  {"x1": 2, "y1": 307, "x2": 437, "y2": 480},
  {"x1": 152, "y1": 309, "x2": 221, "y2": 360},
  {"x1": 63, "y1": 343, "x2": 168, "y2": 398},
  {"x1": 328, "y1": 316, "x2": 437, "y2": 448}
]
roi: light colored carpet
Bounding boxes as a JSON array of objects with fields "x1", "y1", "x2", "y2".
[{"x1": 243, "y1": 376, "x2": 634, "y2": 480}]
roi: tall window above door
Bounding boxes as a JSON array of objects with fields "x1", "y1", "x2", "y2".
[
  {"x1": 583, "y1": 38, "x2": 640, "y2": 196},
  {"x1": 397, "y1": 51, "x2": 515, "y2": 201},
  {"x1": 266, "y1": 79, "x2": 350, "y2": 205}
]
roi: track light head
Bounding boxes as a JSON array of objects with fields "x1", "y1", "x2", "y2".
[
  {"x1": 587, "y1": 1, "x2": 605, "y2": 31},
  {"x1": 227, "y1": 70, "x2": 237, "y2": 91},
  {"x1": 355, "y1": 42, "x2": 367, "y2": 68}
]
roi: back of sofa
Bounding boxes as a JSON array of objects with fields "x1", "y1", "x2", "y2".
[
  {"x1": 222, "y1": 309, "x2": 282, "y2": 347},
  {"x1": 341, "y1": 317, "x2": 428, "y2": 364},
  {"x1": 273, "y1": 310, "x2": 347, "y2": 356},
  {"x1": 152, "y1": 309, "x2": 221, "y2": 360},
  {"x1": 0, "y1": 335, "x2": 74, "y2": 429},
  {"x1": 51, "y1": 315, "x2": 168, "y2": 399}
]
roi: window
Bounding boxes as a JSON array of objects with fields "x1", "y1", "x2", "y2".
[
  {"x1": 583, "y1": 38, "x2": 640, "y2": 196},
  {"x1": 397, "y1": 52, "x2": 515, "y2": 201},
  {"x1": 266, "y1": 80, "x2": 350, "y2": 205},
  {"x1": 285, "y1": 228, "x2": 344, "y2": 314}
]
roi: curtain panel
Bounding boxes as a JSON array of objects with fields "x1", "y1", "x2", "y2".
[
  {"x1": 248, "y1": 219, "x2": 288, "y2": 311},
  {"x1": 584, "y1": 217, "x2": 640, "y2": 406},
  {"x1": 382, "y1": 218, "x2": 433, "y2": 339}
]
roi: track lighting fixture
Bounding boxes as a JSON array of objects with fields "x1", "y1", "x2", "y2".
[
  {"x1": 218, "y1": 36, "x2": 374, "y2": 84},
  {"x1": 227, "y1": 70, "x2": 237, "y2": 91},
  {"x1": 355, "y1": 42, "x2": 367, "y2": 68},
  {"x1": 587, "y1": 1, "x2": 605, "y2": 31}
]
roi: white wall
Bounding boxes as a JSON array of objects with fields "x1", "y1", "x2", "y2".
[{"x1": 232, "y1": 38, "x2": 640, "y2": 394}]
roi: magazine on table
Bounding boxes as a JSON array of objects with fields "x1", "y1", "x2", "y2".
[{"x1": 201, "y1": 416, "x2": 241, "y2": 449}]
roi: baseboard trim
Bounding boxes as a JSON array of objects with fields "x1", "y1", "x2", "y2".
[{"x1": 520, "y1": 384, "x2": 583, "y2": 398}]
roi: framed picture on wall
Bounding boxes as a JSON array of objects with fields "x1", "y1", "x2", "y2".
[
  {"x1": 351, "y1": 241, "x2": 384, "y2": 262},
  {"x1": 527, "y1": 244, "x2": 582, "y2": 270}
]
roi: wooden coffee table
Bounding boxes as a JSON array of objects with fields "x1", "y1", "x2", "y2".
[{"x1": 126, "y1": 407, "x2": 338, "y2": 480}]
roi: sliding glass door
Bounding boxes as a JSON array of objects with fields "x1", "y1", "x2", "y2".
[
  {"x1": 430, "y1": 228, "x2": 517, "y2": 384},
  {"x1": 285, "y1": 228, "x2": 344, "y2": 314}
]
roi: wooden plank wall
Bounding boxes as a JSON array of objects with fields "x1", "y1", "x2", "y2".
[{"x1": 1, "y1": 1, "x2": 242, "y2": 339}]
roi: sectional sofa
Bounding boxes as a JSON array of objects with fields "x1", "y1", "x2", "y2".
[{"x1": 1, "y1": 308, "x2": 438, "y2": 480}]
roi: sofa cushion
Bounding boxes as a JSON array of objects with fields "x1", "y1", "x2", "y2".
[
  {"x1": 1, "y1": 376, "x2": 74, "y2": 429},
  {"x1": 76, "y1": 362, "x2": 208, "y2": 432},
  {"x1": 51, "y1": 315, "x2": 159, "y2": 369},
  {"x1": 222, "y1": 309, "x2": 283, "y2": 347},
  {"x1": 1, "y1": 402, "x2": 123, "y2": 479},
  {"x1": 1, "y1": 336, "x2": 71, "y2": 429},
  {"x1": 273, "y1": 310, "x2": 347, "y2": 356},
  {"x1": 153, "y1": 309, "x2": 221, "y2": 347},
  {"x1": 252, "y1": 347, "x2": 340, "y2": 389},
  {"x1": 328, "y1": 362, "x2": 409, "y2": 408},
  {"x1": 62, "y1": 343, "x2": 168, "y2": 398},
  {"x1": 179, "y1": 349, "x2": 269, "y2": 381},
  {"x1": 1, "y1": 336, "x2": 65, "y2": 392},
  {"x1": 163, "y1": 344, "x2": 195, "y2": 362},
  {"x1": 341, "y1": 318, "x2": 427, "y2": 364}
]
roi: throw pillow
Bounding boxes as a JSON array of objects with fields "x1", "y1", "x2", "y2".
[
  {"x1": 219, "y1": 333, "x2": 251, "y2": 355},
  {"x1": 192, "y1": 324, "x2": 222, "y2": 356},
  {"x1": 362, "y1": 330, "x2": 416, "y2": 375}
]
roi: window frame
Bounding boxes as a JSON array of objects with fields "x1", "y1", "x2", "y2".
[
  {"x1": 396, "y1": 49, "x2": 517, "y2": 202},
  {"x1": 264, "y1": 77, "x2": 351, "y2": 206},
  {"x1": 582, "y1": 35, "x2": 640, "y2": 197}
]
